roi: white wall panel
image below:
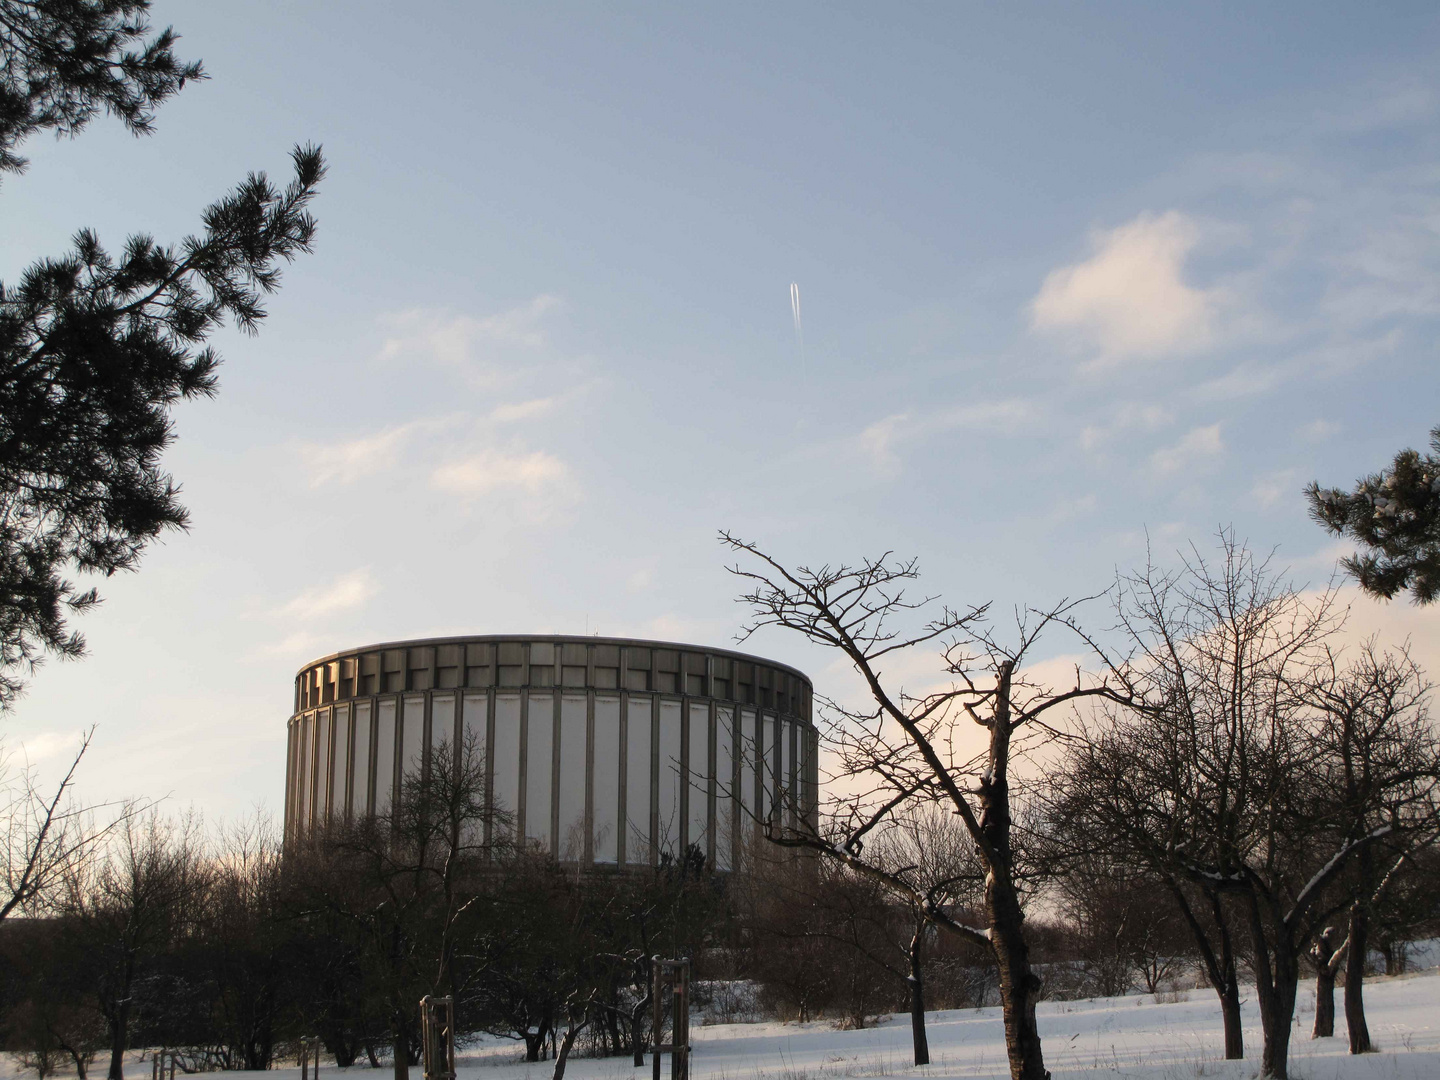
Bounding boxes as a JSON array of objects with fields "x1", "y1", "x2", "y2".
[
  {"x1": 401, "y1": 696, "x2": 425, "y2": 783},
  {"x1": 558, "y1": 695, "x2": 587, "y2": 860},
  {"x1": 374, "y1": 698, "x2": 397, "y2": 815},
  {"x1": 298, "y1": 714, "x2": 312, "y2": 835},
  {"x1": 739, "y1": 707, "x2": 757, "y2": 828},
  {"x1": 715, "y1": 706, "x2": 734, "y2": 871},
  {"x1": 332, "y1": 704, "x2": 351, "y2": 823},
  {"x1": 798, "y1": 728, "x2": 811, "y2": 818},
  {"x1": 316, "y1": 709, "x2": 332, "y2": 825},
  {"x1": 526, "y1": 692, "x2": 554, "y2": 848},
  {"x1": 431, "y1": 693, "x2": 456, "y2": 762},
  {"x1": 687, "y1": 702, "x2": 709, "y2": 857},
  {"x1": 351, "y1": 701, "x2": 372, "y2": 817},
  {"x1": 658, "y1": 699, "x2": 682, "y2": 857},
  {"x1": 492, "y1": 693, "x2": 521, "y2": 830},
  {"x1": 625, "y1": 695, "x2": 652, "y2": 863},
  {"x1": 593, "y1": 696, "x2": 620, "y2": 863},
  {"x1": 461, "y1": 692, "x2": 487, "y2": 781},
  {"x1": 285, "y1": 723, "x2": 297, "y2": 833},
  {"x1": 781, "y1": 719, "x2": 794, "y2": 825},
  {"x1": 457, "y1": 692, "x2": 487, "y2": 847},
  {"x1": 761, "y1": 712, "x2": 778, "y2": 820}
]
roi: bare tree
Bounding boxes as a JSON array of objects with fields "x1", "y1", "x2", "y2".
[
  {"x1": 1057, "y1": 534, "x2": 1403, "y2": 1079},
  {"x1": 199, "y1": 813, "x2": 288, "y2": 1070},
  {"x1": 868, "y1": 803, "x2": 985, "y2": 1062},
  {"x1": 1041, "y1": 847, "x2": 1193, "y2": 998},
  {"x1": 722, "y1": 533, "x2": 1132, "y2": 1080},
  {"x1": 1302, "y1": 642, "x2": 1439, "y2": 1053},
  {"x1": 299, "y1": 730, "x2": 506, "y2": 1080},
  {"x1": 0, "y1": 916, "x2": 106, "y2": 1080},
  {"x1": 1, "y1": 730, "x2": 116, "y2": 920},
  {"x1": 1051, "y1": 735, "x2": 1250, "y2": 1057},
  {"x1": 63, "y1": 808, "x2": 210, "y2": 1080}
]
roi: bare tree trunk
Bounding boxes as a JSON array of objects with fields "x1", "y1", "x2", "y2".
[
  {"x1": 391, "y1": 1008, "x2": 409, "y2": 1080},
  {"x1": 1313, "y1": 966, "x2": 1337, "y2": 1038},
  {"x1": 631, "y1": 991, "x2": 651, "y2": 1067},
  {"x1": 982, "y1": 667, "x2": 1048, "y2": 1080},
  {"x1": 989, "y1": 889, "x2": 1047, "y2": 1080},
  {"x1": 1171, "y1": 883, "x2": 1242, "y2": 1059},
  {"x1": 1249, "y1": 898, "x2": 1300, "y2": 1080},
  {"x1": 553, "y1": 1013, "x2": 588, "y2": 1080},
  {"x1": 522, "y1": 1021, "x2": 550, "y2": 1063},
  {"x1": 1214, "y1": 909, "x2": 1244, "y2": 1062},
  {"x1": 907, "y1": 925, "x2": 929, "y2": 1067},
  {"x1": 1344, "y1": 898, "x2": 1372, "y2": 1054},
  {"x1": 1310, "y1": 927, "x2": 1343, "y2": 1038},
  {"x1": 1218, "y1": 981, "x2": 1244, "y2": 1061},
  {"x1": 105, "y1": 1003, "x2": 128, "y2": 1080}
]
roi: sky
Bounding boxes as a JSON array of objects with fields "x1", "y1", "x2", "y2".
[{"x1": 3, "y1": 2, "x2": 1439, "y2": 821}]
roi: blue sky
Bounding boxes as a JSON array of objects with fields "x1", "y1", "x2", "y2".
[{"x1": 4, "y1": 2, "x2": 1439, "y2": 818}]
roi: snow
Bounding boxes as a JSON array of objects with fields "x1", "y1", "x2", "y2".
[{"x1": 8, "y1": 970, "x2": 1438, "y2": 1080}]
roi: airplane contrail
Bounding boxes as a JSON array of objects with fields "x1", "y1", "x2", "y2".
[{"x1": 790, "y1": 282, "x2": 807, "y2": 383}]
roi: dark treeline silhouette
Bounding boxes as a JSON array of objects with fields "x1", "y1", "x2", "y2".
[
  {"x1": 0, "y1": 741, "x2": 1436, "y2": 1080},
  {"x1": 0, "y1": 737, "x2": 729, "y2": 1078}
]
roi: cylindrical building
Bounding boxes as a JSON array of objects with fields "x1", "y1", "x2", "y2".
[{"x1": 284, "y1": 635, "x2": 817, "y2": 870}]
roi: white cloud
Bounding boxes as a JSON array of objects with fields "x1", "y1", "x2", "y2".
[
  {"x1": 1150, "y1": 423, "x2": 1224, "y2": 475},
  {"x1": 1079, "y1": 402, "x2": 1173, "y2": 452},
  {"x1": 858, "y1": 413, "x2": 909, "y2": 474},
  {"x1": 488, "y1": 397, "x2": 559, "y2": 423},
  {"x1": 939, "y1": 398, "x2": 1039, "y2": 432},
  {"x1": 1309, "y1": 586, "x2": 1440, "y2": 692},
  {"x1": 1300, "y1": 418, "x2": 1341, "y2": 441},
  {"x1": 857, "y1": 399, "x2": 1037, "y2": 475},
  {"x1": 1251, "y1": 468, "x2": 1299, "y2": 509},
  {"x1": 1032, "y1": 211, "x2": 1222, "y2": 366},
  {"x1": 1047, "y1": 493, "x2": 1099, "y2": 524},
  {"x1": 277, "y1": 568, "x2": 377, "y2": 620},
  {"x1": 256, "y1": 630, "x2": 326, "y2": 659},
  {"x1": 299, "y1": 420, "x2": 436, "y2": 488},
  {"x1": 9, "y1": 730, "x2": 88, "y2": 767},
  {"x1": 1319, "y1": 77, "x2": 1439, "y2": 135},
  {"x1": 1189, "y1": 362, "x2": 1286, "y2": 402},
  {"x1": 430, "y1": 449, "x2": 572, "y2": 499},
  {"x1": 378, "y1": 296, "x2": 561, "y2": 386}
]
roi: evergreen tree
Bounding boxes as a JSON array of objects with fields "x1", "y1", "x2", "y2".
[
  {"x1": 1307, "y1": 425, "x2": 1440, "y2": 605},
  {"x1": 0, "y1": 1, "x2": 325, "y2": 707}
]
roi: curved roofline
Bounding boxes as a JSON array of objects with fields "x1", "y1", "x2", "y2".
[{"x1": 296, "y1": 633, "x2": 812, "y2": 687}]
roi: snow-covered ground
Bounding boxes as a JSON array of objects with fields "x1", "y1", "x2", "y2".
[
  {"x1": 468, "y1": 972, "x2": 1440, "y2": 1080},
  {"x1": 7, "y1": 970, "x2": 1437, "y2": 1080}
]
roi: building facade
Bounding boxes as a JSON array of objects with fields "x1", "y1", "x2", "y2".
[{"x1": 283, "y1": 635, "x2": 818, "y2": 870}]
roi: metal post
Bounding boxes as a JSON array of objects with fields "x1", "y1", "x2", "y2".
[
  {"x1": 651, "y1": 957, "x2": 663, "y2": 1080},
  {"x1": 673, "y1": 959, "x2": 689, "y2": 1080},
  {"x1": 420, "y1": 995, "x2": 456, "y2": 1080},
  {"x1": 651, "y1": 957, "x2": 691, "y2": 1080}
]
